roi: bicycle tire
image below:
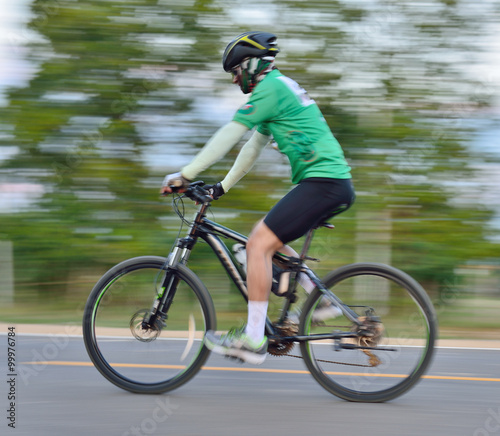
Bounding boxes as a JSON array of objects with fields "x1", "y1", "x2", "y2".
[
  {"x1": 299, "y1": 262, "x2": 437, "y2": 402},
  {"x1": 83, "y1": 256, "x2": 216, "y2": 394}
]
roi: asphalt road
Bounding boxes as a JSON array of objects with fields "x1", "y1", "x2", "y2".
[{"x1": 1, "y1": 334, "x2": 499, "y2": 436}]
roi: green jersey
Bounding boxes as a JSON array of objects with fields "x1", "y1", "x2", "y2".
[{"x1": 233, "y1": 69, "x2": 351, "y2": 184}]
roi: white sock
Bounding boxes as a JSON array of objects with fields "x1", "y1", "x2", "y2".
[{"x1": 245, "y1": 301, "x2": 268, "y2": 344}]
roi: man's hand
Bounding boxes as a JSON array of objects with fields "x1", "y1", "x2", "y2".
[
  {"x1": 160, "y1": 172, "x2": 191, "y2": 195},
  {"x1": 203, "y1": 182, "x2": 225, "y2": 200}
]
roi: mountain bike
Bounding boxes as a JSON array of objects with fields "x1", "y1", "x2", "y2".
[{"x1": 82, "y1": 181, "x2": 437, "y2": 402}]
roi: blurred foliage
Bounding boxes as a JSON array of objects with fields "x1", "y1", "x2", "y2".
[{"x1": 0, "y1": 0, "x2": 499, "y2": 330}]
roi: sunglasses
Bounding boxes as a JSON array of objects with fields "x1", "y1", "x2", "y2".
[{"x1": 230, "y1": 65, "x2": 242, "y2": 77}]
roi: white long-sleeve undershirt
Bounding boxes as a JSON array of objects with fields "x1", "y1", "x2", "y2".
[{"x1": 181, "y1": 121, "x2": 270, "y2": 192}]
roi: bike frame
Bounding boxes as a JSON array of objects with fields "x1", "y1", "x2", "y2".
[{"x1": 165, "y1": 199, "x2": 361, "y2": 339}]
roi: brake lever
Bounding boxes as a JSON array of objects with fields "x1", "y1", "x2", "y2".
[{"x1": 192, "y1": 185, "x2": 213, "y2": 204}]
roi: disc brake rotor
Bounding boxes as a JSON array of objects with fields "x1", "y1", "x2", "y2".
[{"x1": 130, "y1": 309, "x2": 162, "y2": 342}]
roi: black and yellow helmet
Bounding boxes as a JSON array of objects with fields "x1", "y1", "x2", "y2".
[{"x1": 222, "y1": 31, "x2": 280, "y2": 72}]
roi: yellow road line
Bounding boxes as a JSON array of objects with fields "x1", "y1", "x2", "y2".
[{"x1": 22, "y1": 361, "x2": 500, "y2": 382}]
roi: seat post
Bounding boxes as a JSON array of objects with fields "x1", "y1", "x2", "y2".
[{"x1": 299, "y1": 228, "x2": 315, "y2": 261}]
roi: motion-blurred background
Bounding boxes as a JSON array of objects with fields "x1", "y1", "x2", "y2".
[{"x1": 0, "y1": 0, "x2": 499, "y2": 337}]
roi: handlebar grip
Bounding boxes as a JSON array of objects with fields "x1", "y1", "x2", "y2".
[{"x1": 161, "y1": 184, "x2": 182, "y2": 195}]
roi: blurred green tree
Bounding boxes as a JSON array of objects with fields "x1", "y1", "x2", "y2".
[
  {"x1": 0, "y1": 0, "x2": 225, "y2": 297},
  {"x1": 266, "y1": 0, "x2": 498, "y2": 294},
  {"x1": 0, "y1": 0, "x2": 497, "y2": 310}
]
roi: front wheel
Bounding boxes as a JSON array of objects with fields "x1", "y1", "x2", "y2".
[
  {"x1": 299, "y1": 263, "x2": 437, "y2": 402},
  {"x1": 83, "y1": 256, "x2": 216, "y2": 394}
]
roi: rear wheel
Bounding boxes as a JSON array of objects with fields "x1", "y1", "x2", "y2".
[
  {"x1": 83, "y1": 256, "x2": 216, "y2": 393},
  {"x1": 299, "y1": 263, "x2": 437, "y2": 402}
]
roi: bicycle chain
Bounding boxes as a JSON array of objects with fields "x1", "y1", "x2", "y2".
[{"x1": 277, "y1": 352, "x2": 378, "y2": 368}]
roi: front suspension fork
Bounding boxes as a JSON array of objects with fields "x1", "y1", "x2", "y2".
[{"x1": 143, "y1": 243, "x2": 192, "y2": 329}]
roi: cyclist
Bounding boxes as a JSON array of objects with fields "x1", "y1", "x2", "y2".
[{"x1": 161, "y1": 31, "x2": 355, "y2": 364}]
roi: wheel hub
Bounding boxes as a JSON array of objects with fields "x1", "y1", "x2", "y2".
[
  {"x1": 352, "y1": 315, "x2": 385, "y2": 366},
  {"x1": 130, "y1": 309, "x2": 163, "y2": 342}
]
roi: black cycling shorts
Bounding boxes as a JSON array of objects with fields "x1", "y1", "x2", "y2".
[{"x1": 264, "y1": 178, "x2": 355, "y2": 244}]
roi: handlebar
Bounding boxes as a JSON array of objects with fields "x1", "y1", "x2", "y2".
[{"x1": 166, "y1": 181, "x2": 213, "y2": 204}]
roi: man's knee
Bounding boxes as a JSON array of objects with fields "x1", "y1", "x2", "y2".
[
  {"x1": 247, "y1": 221, "x2": 282, "y2": 254},
  {"x1": 246, "y1": 229, "x2": 266, "y2": 253}
]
